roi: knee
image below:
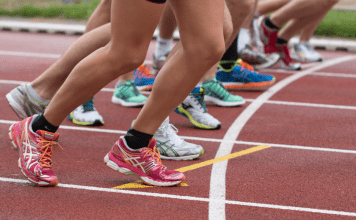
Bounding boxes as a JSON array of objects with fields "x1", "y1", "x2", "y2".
[
  {"x1": 104, "y1": 44, "x2": 146, "y2": 75},
  {"x1": 185, "y1": 38, "x2": 225, "y2": 66}
]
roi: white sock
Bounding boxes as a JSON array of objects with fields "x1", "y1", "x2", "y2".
[
  {"x1": 26, "y1": 84, "x2": 50, "y2": 104},
  {"x1": 237, "y1": 28, "x2": 251, "y2": 52},
  {"x1": 154, "y1": 36, "x2": 173, "y2": 58}
]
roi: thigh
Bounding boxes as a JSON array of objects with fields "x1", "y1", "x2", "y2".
[
  {"x1": 169, "y1": 0, "x2": 225, "y2": 48},
  {"x1": 110, "y1": 0, "x2": 165, "y2": 52}
]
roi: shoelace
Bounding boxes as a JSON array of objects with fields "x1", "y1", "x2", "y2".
[
  {"x1": 157, "y1": 123, "x2": 184, "y2": 145},
  {"x1": 237, "y1": 59, "x2": 255, "y2": 71},
  {"x1": 143, "y1": 146, "x2": 163, "y2": 167},
  {"x1": 122, "y1": 81, "x2": 140, "y2": 96},
  {"x1": 82, "y1": 98, "x2": 95, "y2": 112},
  {"x1": 213, "y1": 80, "x2": 230, "y2": 97},
  {"x1": 38, "y1": 139, "x2": 63, "y2": 168},
  {"x1": 136, "y1": 65, "x2": 155, "y2": 78},
  {"x1": 191, "y1": 89, "x2": 207, "y2": 112}
]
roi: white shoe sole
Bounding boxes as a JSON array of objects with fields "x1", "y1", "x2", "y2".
[
  {"x1": 111, "y1": 96, "x2": 146, "y2": 107},
  {"x1": 204, "y1": 95, "x2": 245, "y2": 107}
]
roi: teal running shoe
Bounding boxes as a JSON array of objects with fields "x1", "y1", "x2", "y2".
[
  {"x1": 111, "y1": 80, "x2": 147, "y2": 107},
  {"x1": 202, "y1": 78, "x2": 245, "y2": 107}
]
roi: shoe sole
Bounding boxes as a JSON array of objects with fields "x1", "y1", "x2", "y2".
[
  {"x1": 6, "y1": 93, "x2": 27, "y2": 119},
  {"x1": 111, "y1": 96, "x2": 146, "y2": 107},
  {"x1": 8, "y1": 124, "x2": 19, "y2": 151},
  {"x1": 104, "y1": 154, "x2": 184, "y2": 186},
  {"x1": 175, "y1": 107, "x2": 221, "y2": 130},
  {"x1": 68, "y1": 112, "x2": 104, "y2": 126},
  {"x1": 160, "y1": 150, "x2": 204, "y2": 161},
  {"x1": 204, "y1": 96, "x2": 245, "y2": 107},
  {"x1": 222, "y1": 78, "x2": 276, "y2": 90},
  {"x1": 136, "y1": 85, "x2": 153, "y2": 91}
]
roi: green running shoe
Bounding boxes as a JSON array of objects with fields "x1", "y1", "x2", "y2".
[
  {"x1": 202, "y1": 78, "x2": 245, "y2": 107},
  {"x1": 111, "y1": 80, "x2": 147, "y2": 107}
]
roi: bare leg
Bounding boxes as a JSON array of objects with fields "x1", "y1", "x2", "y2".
[
  {"x1": 133, "y1": 0, "x2": 225, "y2": 134},
  {"x1": 31, "y1": 24, "x2": 111, "y2": 100},
  {"x1": 158, "y1": 2, "x2": 177, "y2": 39},
  {"x1": 270, "y1": 0, "x2": 339, "y2": 28},
  {"x1": 85, "y1": 0, "x2": 111, "y2": 33},
  {"x1": 256, "y1": 0, "x2": 290, "y2": 15}
]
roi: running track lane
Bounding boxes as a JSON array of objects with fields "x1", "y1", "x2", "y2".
[{"x1": 1, "y1": 32, "x2": 356, "y2": 219}]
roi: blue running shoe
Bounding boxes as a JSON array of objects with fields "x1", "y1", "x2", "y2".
[
  {"x1": 216, "y1": 59, "x2": 276, "y2": 90},
  {"x1": 134, "y1": 64, "x2": 155, "y2": 91}
]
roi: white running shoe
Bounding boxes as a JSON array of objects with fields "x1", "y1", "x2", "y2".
[
  {"x1": 68, "y1": 98, "x2": 104, "y2": 126},
  {"x1": 154, "y1": 117, "x2": 204, "y2": 160},
  {"x1": 175, "y1": 87, "x2": 221, "y2": 129},
  {"x1": 6, "y1": 83, "x2": 49, "y2": 119},
  {"x1": 291, "y1": 42, "x2": 323, "y2": 62}
]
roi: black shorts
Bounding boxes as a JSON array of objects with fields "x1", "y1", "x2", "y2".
[{"x1": 147, "y1": 0, "x2": 166, "y2": 4}]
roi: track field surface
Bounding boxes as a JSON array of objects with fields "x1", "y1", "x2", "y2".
[{"x1": 0, "y1": 32, "x2": 356, "y2": 219}]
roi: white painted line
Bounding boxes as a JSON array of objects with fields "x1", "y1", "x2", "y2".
[
  {"x1": 2, "y1": 119, "x2": 356, "y2": 154},
  {"x1": 209, "y1": 55, "x2": 356, "y2": 220},
  {"x1": 246, "y1": 99, "x2": 356, "y2": 111},
  {"x1": 2, "y1": 79, "x2": 356, "y2": 110},
  {"x1": 0, "y1": 177, "x2": 355, "y2": 217},
  {"x1": 0, "y1": 50, "x2": 61, "y2": 59},
  {"x1": 312, "y1": 72, "x2": 356, "y2": 78},
  {"x1": 0, "y1": 50, "x2": 153, "y2": 65}
]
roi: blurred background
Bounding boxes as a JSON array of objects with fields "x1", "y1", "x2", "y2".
[{"x1": 0, "y1": 0, "x2": 355, "y2": 39}]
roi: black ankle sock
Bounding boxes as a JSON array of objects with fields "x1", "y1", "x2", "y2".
[
  {"x1": 220, "y1": 37, "x2": 238, "y2": 70},
  {"x1": 32, "y1": 113, "x2": 59, "y2": 133},
  {"x1": 264, "y1": 16, "x2": 279, "y2": 30},
  {"x1": 276, "y1": 37, "x2": 288, "y2": 45},
  {"x1": 124, "y1": 128, "x2": 153, "y2": 150}
]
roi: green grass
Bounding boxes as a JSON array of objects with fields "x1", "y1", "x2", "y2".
[
  {"x1": 0, "y1": 2, "x2": 355, "y2": 39},
  {"x1": 314, "y1": 10, "x2": 356, "y2": 39},
  {"x1": 0, "y1": 0, "x2": 100, "y2": 19}
]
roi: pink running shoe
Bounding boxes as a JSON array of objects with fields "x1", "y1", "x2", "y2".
[
  {"x1": 276, "y1": 44, "x2": 302, "y2": 71},
  {"x1": 259, "y1": 17, "x2": 278, "y2": 54},
  {"x1": 104, "y1": 137, "x2": 185, "y2": 186},
  {"x1": 8, "y1": 115, "x2": 61, "y2": 186}
]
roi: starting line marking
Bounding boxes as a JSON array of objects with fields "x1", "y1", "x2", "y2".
[{"x1": 113, "y1": 145, "x2": 271, "y2": 189}]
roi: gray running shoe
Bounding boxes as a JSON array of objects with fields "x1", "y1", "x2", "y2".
[
  {"x1": 239, "y1": 45, "x2": 280, "y2": 70},
  {"x1": 152, "y1": 52, "x2": 169, "y2": 75},
  {"x1": 202, "y1": 78, "x2": 245, "y2": 107},
  {"x1": 6, "y1": 84, "x2": 48, "y2": 119},
  {"x1": 175, "y1": 87, "x2": 221, "y2": 130},
  {"x1": 155, "y1": 117, "x2": 204, "y2": 160}
]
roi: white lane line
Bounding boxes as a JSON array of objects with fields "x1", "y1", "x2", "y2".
[
  {"x1": 1, "y1": 119, "x2": 356, "y2": 154},
  {"x1": 2, "y1": 80, "x2": 356, "y2": 110},
  {"x1": 0, "y1": 50, "x2": 61, "y2": 59},
  {"x1": 208, "y1": 55, "x2": 356, "y2": 220},
  {"x1": 0, "y1": 177, "x2": 355, "y2": 217},
  {"x1": 0, "y1": 50, "x2": 152, "y2": 65}
]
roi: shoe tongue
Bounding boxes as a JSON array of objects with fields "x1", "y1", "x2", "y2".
[
  {"x1": 36, "y1": 130, "x2": 59, "y2": 141},
  {"x1": 146, "y1": 138, "x2": 156, "y2": 149},
  {"x1": 191, "y1": 87, "x2": 201, "y2": 94}
]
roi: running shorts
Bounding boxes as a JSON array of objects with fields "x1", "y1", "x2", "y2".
[{"x1": 147, "y1": 0, "x2": 166, "y2": 4}]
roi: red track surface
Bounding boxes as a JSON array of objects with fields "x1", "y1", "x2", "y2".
[{"x1": 1, "y1": 32, "x2": 356, "y2": 219}]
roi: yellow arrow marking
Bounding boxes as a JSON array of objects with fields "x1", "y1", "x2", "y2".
[
  {"x1": 113, "y1": 145, "x2": 271, "y2": 189},
  {"x1": 175, "y1": 145, "x2": 271, "y2": 172},
  {"x1": 113, "y1": 181, "x2": 188, "y2": 189}
]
